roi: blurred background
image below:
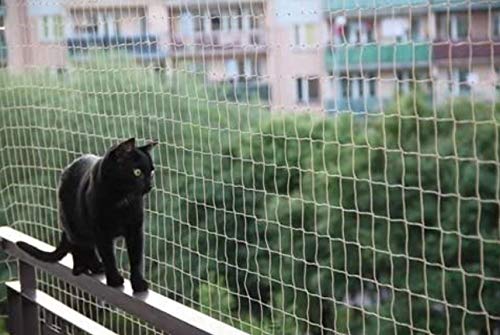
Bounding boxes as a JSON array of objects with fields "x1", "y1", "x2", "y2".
[{"x1": 0, "y1": 0, "x2": 499, "y2": 334}]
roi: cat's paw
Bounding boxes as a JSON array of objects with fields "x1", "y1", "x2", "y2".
[
  {"x1": 88, "y1": 261, "x2": 105, "y2": 275},
  {"x1": 72, "y1": 265, "x2": 88, "y2": 276},
  {"x1": 106, "y1": 272, "x2": 124, "y2": 287},
  {"x1": 131, "y1": 276, "x2": 149, "y2": 293}
]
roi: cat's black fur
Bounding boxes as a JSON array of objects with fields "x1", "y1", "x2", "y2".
[{"x1": 17, "y1": 138, "x2": 157, "y2": 292}]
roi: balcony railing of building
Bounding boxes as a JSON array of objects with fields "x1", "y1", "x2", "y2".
[
  {"x1": 0, "y1": 39, "x2": 6, "y2": 66},
  {"x1": 0, "y1": 227, "x2": 248, "y2": 335},
  {"x1": 325, "y1": 96, "x2": 382, "y2": 114},
  {"x1": 325, "y1": 42, "x2": 431, "y2": 71},
  {"x1": 433, "y1": 39, "x2": 500, "y2": 63},
  {"x1": 171, "y1": 30, "x2": 266, "y2": 57},
  {"x1": 327, "y1": 0, "x2": 500, "y2": 12},
  {"x1": 67, "y1": 35, "x2": 166, "y2": 61}
]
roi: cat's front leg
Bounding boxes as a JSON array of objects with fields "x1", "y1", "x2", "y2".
[
  {"x1": 96, "y1": 236, "x2": 124, "y2": 287},
  {"x1": 125, "y1": 226, "x2": 148, "y2": 292}
]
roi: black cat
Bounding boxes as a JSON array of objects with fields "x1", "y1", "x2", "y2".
[{"x1": 16, "y1": 138, "x2": 157, "y2": 292}]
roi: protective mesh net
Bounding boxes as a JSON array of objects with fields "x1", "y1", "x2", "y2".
[{"x1": 0, "y1": 0, "x2": 499, "y2": 334}]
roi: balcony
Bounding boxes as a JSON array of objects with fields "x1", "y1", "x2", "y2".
[
  {"x1": 325, "y1": 96, "x2": 382, "y2": 114},
  {"x1": 0, "y1": 39, "x2": 6, "y2": 66},
  {"x1": 326, "y1": 0, "x2": 500, "y2": 12},
  {"x1": 216, "y1": 80, "x2": 270, "y2": 103},
  {"x1": 325, "y1": 43, "x2": 431, "y2": 72},
  {"x1": 433, "y1": 40, "x2": 500, "y2": 64},
  {"x1": 0, "y1": 227, "x2": 246, "y2": 335},
  {"x1": 67, "y1": 35, "x2": 166, "y2": 61},
  {"x1": 326, "y1": 0, "x2": 429, "y2": 12},
  {"x1": 171, "y1": 30, "x2": 266, "y2": 58}
]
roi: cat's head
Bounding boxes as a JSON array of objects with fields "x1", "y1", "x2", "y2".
[{"x1": 103, "y1": 138, "x2": 158, "y2": 195}]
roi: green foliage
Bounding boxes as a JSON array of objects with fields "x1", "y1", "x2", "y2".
[{"x1": 0, "y1": 58, "x2": 498, "y2": 334}]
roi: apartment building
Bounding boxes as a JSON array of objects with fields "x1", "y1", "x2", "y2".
[
  {"x1": 65, "y1": 0, "x2": 168, "y2": 65},
  {"x1": 4, "y1": 0, "x2": 67, "y2": 73},
  {"x1": 432, "y1": 1, "x2": 500, "y2": 103},
  {"x1": 167, "y1": 0, "x2": 268, "y2": 102},
  {"x1": 3, "y1": 0, "x2": 168, "y2": 72},
  {"x1": 266, "y1": 0, "x2": 326, "y2": 113},
  {"x1": 0, "y1": 0, "x2": 6, "y2": 67},
  {"x1": 4, "y1": 0, "x2": 499, "y2": 113},
  {"x1": 325, "y1": 0, "x2": 432, "y2": 113}
]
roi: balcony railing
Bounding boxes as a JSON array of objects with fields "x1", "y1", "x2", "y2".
[
  {"x1": 0, "y1": 41, "x2": 6, "y2": 65},
  {"x1": 67, "y1": 35, "x2": 166, "y2": 60},
  {"x1": 0, "y1": 227, "x2": 248, "y2": 335},
  {"x1": 326, "y1": 0, "x2": 500, "y2": 12},
  {"x1": 325, "y1": 96, "x2": 382, "y2": 113},
  {"x1": 325, "y1": 42, "x2": 431, "y2": 71},
  {"x1": 171, "y1": 30, "x2": 266, "y2": 57},
  {"x1": 326, "y1": 0, "x2": 429, "y2": 11},
  {"x1": 433, "y1": 40, "x2": 500, "y2": 62},
  {"x1": 223, "y1": 81, "x2": 269, "y2": 102}
]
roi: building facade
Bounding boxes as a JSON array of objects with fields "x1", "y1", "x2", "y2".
[
  {"x1": 166, "y1": 0, "x2": 268, "y2": 102},
  {"x1": 325, "y1": 0, "x2": 432, "y2": 113},
  {"x1": 432, "y1": 1, "x2": 500, "y2": 103},
  {"x1": 4, "y1": 0, "x2": 67, "y2": 73},
  {"x1": 65, "y1": 0, "x2": 168, "y2": 65},
  {"x1": 2, "y1": 0, "x2": 500, "y2": 112}
]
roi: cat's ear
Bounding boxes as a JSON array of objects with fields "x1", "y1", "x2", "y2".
[
  {"x1": 112, "y1": 137, "x2": 136, "y2": 157},
  {"x1": 138, "y1": 140, "x2": 158, "y2": 153}
]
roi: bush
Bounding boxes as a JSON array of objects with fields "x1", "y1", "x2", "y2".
[{"x1": 0, "y1": 59, "x2": 498, "y2": 334}]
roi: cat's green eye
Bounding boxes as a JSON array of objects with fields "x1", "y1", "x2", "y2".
[{"x1": 133, "y1": 168, "x2": 142, "y2": 177}]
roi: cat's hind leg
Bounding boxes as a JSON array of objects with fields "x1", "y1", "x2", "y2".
[
  {"x1": 71, "y1": 246, "x2": 89, "y2": 275},
  {"x1": 72, "y1": 246, "x2": 104, "y2": 275},
  {"x1": 86, "y1": 248, "x2": 104, "y2": 275}
]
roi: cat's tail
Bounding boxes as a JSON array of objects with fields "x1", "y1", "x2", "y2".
[{"x1": 16, "y1": 233, "x2": 71, "y2": 262}]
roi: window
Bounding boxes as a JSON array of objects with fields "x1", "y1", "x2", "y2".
[
  {"x1": 73, "y1": 12, "x2": 98, "y2": 36},
  {"x1": 211, "y1": 15, "x2": 221, "y2": 31},
  {"x1": 345, "y1": 20, "x2": 373, "y2": 43},
  {"x1": 54, "y1": 16, "x2": 64, "y2": 39},
  {"x1": 455, "y1": 16, "x2": 468, "y2": 39},
  {"x1": 293, "y1": 24, "x2": 316, "y2": 47},
  {"x1": 450, "y1": 69, "x2": 470, "y2": 95},
  {"x1": 250, "y1": 5, "x2": 264, "y2": 30},
  {"x1": 366, "y1": 22, "x2": 374, "y2": 43},
  {"x1": 140, "y1": 16, "x2": 147, "y2": 35},
  {"x1": 493, "y1": 13, "x2": 500, "y2": 37},
  {"x1": 194, "y1": 16, "x2": 204, "y2": 32},
  {"x1": 297, "y1": 78, "x2": 304, "y2": 101},
  {"x1": 294, "y1": 25, "x2": 301, "y2": 46},
  {"x1": 340, "y1": 78, "x2": 349, "y2": 98},
  {"x1": 339, "y1": 73, "x2": 377, "y2": 100},
  {"x1": 397, "y1": 70, "x2": 411, "y2": 94},
  {"x1": 305, "y1": 24, "x2": 316, "y2": 44},
  {"x1": 42, "y1": 16, "x2": 50, "y2": 39},
  {"x1": 242, "y1": 58, "x2": 260, "y2": 78},
  {"x1": 39, "y1": 15, "x2": 64, "y2": 42},
  {"x1": 411, "y1": 17, "x2": 422, "y2": 41},
  {"x1": 441, "y1": 14, "x2": 468, "y2": 40},
  {"x1": 367, "y1": 73, "x2": 376, "y2": 97},
  {"x1": 495, "y1": 67, "x2": 500, "y2": 95},
  {"x1": 225, "y1": 59, "x2": 238, "y2": 78},
  {"x1": 297, "y1": 78, "x2": 320, "y2": 103},
  {"x1": 346, "y1": 21, "x2": 361, "y2": 43},
  {"x1": 309, "y1": 78, "x2": 320, "y2": 101},
  {"x1": 416, "y1": 71, "x2": 431, "y2": 93}
]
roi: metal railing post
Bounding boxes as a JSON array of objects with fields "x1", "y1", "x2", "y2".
[
  {"x1": 19, "y1": 261, "x2": 40, "y2": 335},
  {"x1": 7, "y1": 283, "x2": 23, "y2": 335}
]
